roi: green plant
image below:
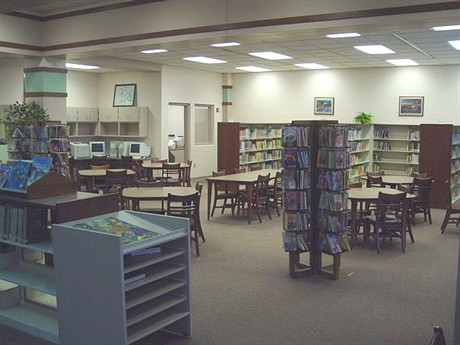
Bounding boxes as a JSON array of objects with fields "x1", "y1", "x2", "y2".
[
  {"x1": 353, "y1": 111, "x2": 373, "y2": 124},
  {"x1": 3, "y1": 101, "x2": 50, "y2": 123}
]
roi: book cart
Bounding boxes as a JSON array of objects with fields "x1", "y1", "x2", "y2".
[{"x1": 281, "y1": 121, "x2": 351, "y2": 280}]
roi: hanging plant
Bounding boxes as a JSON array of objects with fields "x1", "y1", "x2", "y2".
[{"x1": 353, "y1": 111, "x2": 373, "y2": 124}]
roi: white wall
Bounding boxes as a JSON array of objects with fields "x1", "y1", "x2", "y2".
[
  {"x1": 0, "y1": 65, "x2": 24, "y2": 105},
  {"x1": 66, "y1": 71, "x2": 99, "y2": 107},
  {"x1": 231, "y1": 65, "x2": 460, "y2": 125},
  {"x1": 161, "y1": 65, "x2": 222, "y2": 178}
]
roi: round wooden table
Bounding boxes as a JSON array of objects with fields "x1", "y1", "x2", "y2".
[{"x1": 122, "y1": 186, "x2": 197, "y2": 211}]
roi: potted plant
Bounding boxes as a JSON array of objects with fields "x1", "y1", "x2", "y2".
[
  {"x1": 353, "y1": 111, "x2": 373, "y2": 124},
  {"x1": 2, "y1": 101, "x2": 50, "y2": 138}
]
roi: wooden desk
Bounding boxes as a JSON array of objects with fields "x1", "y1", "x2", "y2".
[
  {"x1": 78, "y1": 169, "x2": 136, "y2": 191},
  {"x1": 206, "y1": 169, "x2": 279, "y2": 224},
  {"x1": 122, "y1": 186, "x2": 197, "y2": 211},
  {"x1": 348, "y1": 187, "x2": 415, "y2": 248},
  {"x1": 141, "y1": 162, "x2": 190, "y2": 181}
]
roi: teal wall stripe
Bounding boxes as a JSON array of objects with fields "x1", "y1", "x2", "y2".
[
  {"x1": 24, "y1": 71, "x2": 67, "y2": 93},
  {"x1": 222, "y1": 87, "x2": 232, "y2": 103}
]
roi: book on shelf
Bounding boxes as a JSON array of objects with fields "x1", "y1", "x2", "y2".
[
  {"x1": 27, "y1": 156, "x2": 53, "y2": 187},
  {"x1": 327, "y1": 213, "x2": 348, "y2": 233},
  {"x1": 5, "y1": 160, "x2": 32, "y2": 191},
  {"x1": 337, "y1": 233, "x2": 351, "y2": 252},
  {"x1": 283, "y1": 212, "x2": 309, "y2": 231},
  {"x1": 282, "y1": 148, "x2": 297, "y2": 167},
  {"x1": 327, "y1": 170, "x2": 348, "y2": 191},
  {"x1": 283, "y1": 191, "x2": 308, "y2": 211},
  {"x1": 282, "y1": 126, "x2": 297, "y2": 148},
  {"x1": 296, "y1": 149, "x2": 309, "y2": 168},
  {"x1": 319, "y1": 232, "x2": 342, "y2": 254},
  {"x1": 296, "y1": 232, "x2": 309, "y2": 252},
  {"x1": 317, "y1": 148, "x2": 328, "y2": 168},
  {"x1": 328, "y1": 149, "x2": 347, "y2": 169},
  {"x1": 124, "y1": 272, "x2": 146, "y2": 285},
  {"x1": 73, "y1": 216, "x2": 160, "y2": 245},
  {"x1": 282, "y1": 231, "x2": 298, "y2": 252}
]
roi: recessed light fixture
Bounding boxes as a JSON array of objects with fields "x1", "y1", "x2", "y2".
[
  {"x1": 65, "y1": 63, "x2": 99, "y2": 70},
  {"x1": 449, "y1": 40, "x2": 460, "y2": 50},
  {"x1": 432, "y1": 25, "x2": 460, "y2": 31},
  {"x1": 183, "y1": 56, "x2": 227, "y2": 64},
  {"x1": 249, "y1": 51, "x2": 292, "y2": 60},
  {"x1": 354, "y1": 45, "x2": 395, "y2": 54},
  {"x1": 235, "y1": 66, "x2": 271, "y2": 72},
  {"x1": 295, "y1": 63, "x2": 330, "y2": 70},
  {"x1": 326, "y1": 32, "x2": 361, "y2": 38},
  {"x1": 141, "y1": 48, "x2": 168, "y2": 54},
  {"x1": 386, "y1": 59, "x2": 419, "y2": 66},
  {"x1": 211, "y1": 42, "x2": 240, "y2": 47}
]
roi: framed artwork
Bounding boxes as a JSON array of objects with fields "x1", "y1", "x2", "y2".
[
  {"x1": 399, "y1": 96, "x2": 424, "y2": 116},
  {"x1": 113, "y1": 84, "x2": 136, "y2": 107},
  {"x1": 314, "y1": 97, "x2": 334, "y2": 115}
]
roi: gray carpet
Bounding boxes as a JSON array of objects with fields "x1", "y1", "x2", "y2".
[{"x1": 2, "y1": 181, "x2": 459, "y2": 345}]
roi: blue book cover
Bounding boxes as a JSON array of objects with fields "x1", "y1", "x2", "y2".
[
  {"x1": 27, "y1": 156, "x2": 53, "y2": 187},
  {"x1": 5, "y1": 160, "x2": 32, "y2": 190},
  {"x1": 0, "y1": 165, "x2": 12, "y2": 188}
]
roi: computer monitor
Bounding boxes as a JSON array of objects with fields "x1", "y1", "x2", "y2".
[
  {"x1": 89, "y1": 141, "x2": 106, "y2": 157},
  {"x1": 70, "y1": 142, "x2": 90, "y2": 159},
  {"x1": 128, "y1": 142, "x2": 150, "y2": 158}
]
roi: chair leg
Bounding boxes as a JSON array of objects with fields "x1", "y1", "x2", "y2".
[
  {"x1": 440, "y1": 210, "x2": 450, "y2": 233},
  {"x1": 407, "y1": 222, "x2": 415, "y2": 244},
  {"x1": 427, "y1": 207, "x2": 432, "y2": 224},
  {"x1": 211, "y1": 197, "x2": 218, "y2": 217}
]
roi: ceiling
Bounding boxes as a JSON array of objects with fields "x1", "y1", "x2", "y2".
[{"x1": 1, "y1": 0, "x2": 459, "y2": 73}]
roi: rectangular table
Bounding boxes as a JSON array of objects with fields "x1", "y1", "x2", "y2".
[{"x1": 206, "y1": 169, "x2": 279, "y2": 224}]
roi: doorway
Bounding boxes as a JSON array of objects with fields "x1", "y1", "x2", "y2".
[{"x1": 168, "y1": 103, "x2": 190, "y2": 163}]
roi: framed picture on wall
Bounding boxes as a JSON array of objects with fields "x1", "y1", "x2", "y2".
[
  {"x1": 399, "y1": 96, "x2": 424, "y2": 116},
  {"x1": 314, "y1": 97, "x2": 334, "y2": 115},
  {"x1": 113, "y1": 84, "x2": 136, "y2": 107}
]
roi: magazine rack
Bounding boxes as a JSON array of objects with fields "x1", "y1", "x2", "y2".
[{"x1": 0, "y1": 173, "x2": 77, "y2": 200}]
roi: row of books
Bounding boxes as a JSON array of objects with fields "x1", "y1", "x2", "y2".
[
  {"x1": 282, "y1": 231, "x2": 309, "y2": 252},
  {"x1": 349, "y1": 141, "x2": 368, "y2": 152},
  {"x1": 452, "y1": 146, "x2": 460, "y2": 158},
  {"x1": 406, "y1": 128, "x2": 420, "y2": 140},
  {"x1": 318, "y1": 210, "x2": 349, "y2": 233},
  {"x1": 49, "y1": 139, "x2": 71, "y2": 153},
  {"x1": 350, "y1": 153, "x2": 367, "y2": 165},
  {"x1": 318, "y1": 190, "x2": 349, "y2": 212},
  {"x1": 453, "y1": 132, "x2": 460, "y2": 144},
  {"x1": 10, "y1": 123, "x2": 68, "y2": 140},
  {"x1": 283, "y1": 211, "x2": 309, "y2": 231},
  {"x1": 374, "y1": 141, "x2": 392, "y2": 150},
  {"x1": 282, "y1": 148, "x2": 309, "y2": 168},
  {"x1": 317, "y1": 148, "x2": 348, "y2": 169},
  {"x1": 11, "y1": 139, "x2": 49, "y2": 154},
  {"x1": 284, "y1": 190, "x2": 308, "y2": 211},
  {"x1": 350, "y1": 165, "x2": 366, "y2": 177},
  {"x1": 407, "y1": 142, "x2": 420, "y2": 151},
  {"x1": 239, "y1": 139, "x2": 282, "y2": 151},
  {"x1": 0, "y1": 157, "x2": 53, "y2": 191},
  {"x1": 317, "y1": 170, "x2": 348, "y2": 191},
  {"x1": 318, "y1": 127, "x2": 348, "y2": 148},
  {"x1": 239, "y1": 151, "x2": 282, "y2": 164},
  {"x1": 283, "y1": 169, "x2": 310, "y2": 190},
  {"x1": 348, "y1": 127, "x2": 369, "y2": 140},
  {"x1": 239, "y1": 127, "x2": 282, "y2": 140},
  {"x1": 406, "y1": 153, "x2": 419, "y2": 164},
  {"x1": 282, "y1": 126, "x2": 309, "y2": 148},
  {"x1": 0, "y1": 204, "x2": 49, "y2": 244},
  {"x1": 318, "y1": 232, "x2": 350, "y2": 255}
]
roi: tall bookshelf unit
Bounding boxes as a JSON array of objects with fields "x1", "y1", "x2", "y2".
[
  {"x1": 372, "y1": 124, "x2": 420, "y2": 175},
  {"x1": 282, "y1": 121, "x2": 351, "y2": 280},
  {"x1": 348, "y1": 124, "x2": 371, "y2": 183},
  {"x1": 218, "y1": 122, "x2": 284, "y2": 174},
  {"x1": 419, "y1": 124, "x2": 459, "y2": 209}
]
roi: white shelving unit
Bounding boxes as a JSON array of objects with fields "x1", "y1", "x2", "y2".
[
  {"x1": 451, "y1": 127, "x2": 460, "y2": 204},
  {"x1": 372, "y1": 124, "x2": 420, "y2": 176},
  {"x1": 52, "y1": 210, "x2": 190, "y2": 344},
  {"x1": 66, "y1": 107, "x2": 99, "y2": 137},
  {"x1": 348, "y1": 125, "x2": 371, "y2": 183}
]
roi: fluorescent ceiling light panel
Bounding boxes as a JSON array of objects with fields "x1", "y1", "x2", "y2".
[
  {"x1": 183, "y1": 56, "x2": 227, "y2": 64},
  {"x1": 141, "y1": 48, "x2": 168, "y2": 54},
  {"x1": 386, "y1": 59, "x2": 419, "y2": 66},
  {"x1": 295, "y1": 63, "x2": 330, "y2": 70},
  {"x1": 326, "y1": 32, "x2": 361, "y2": 38},
  {"x1": 211, "y1": 42, "x2": 240, "y2": 47},
  {"x1": 449, "y1": 40, "x2": 460, "y2": 50},
  {"x1": 432, "y1": 25, "x2": 460, "y2": 31},
  {"x1": 235, "y1": 66, "x2": 271, "y2": 72},
  {"x1": 65, "y1": 63, "x2": 99, "y2": 70},
  {"x1": 354, "y1": 45, "x2": 395, "y2": 54},
  {"x1": 249, "y1": 51, "x2": 292, "y2": 60}
]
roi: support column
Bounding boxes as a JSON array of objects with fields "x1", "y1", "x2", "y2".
[
  {"x1": 222, "y1": 73, "x2": 232, "y2": 122},
  {"x1": 23, "y1": 57, "x2": 67, "y2": 123}
]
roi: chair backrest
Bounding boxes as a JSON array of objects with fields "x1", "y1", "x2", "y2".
[
  {"x1": 234, "y1": 167, "x2": 246, "y2": 174},
  {"x1": 162, "y1": 162, "x2": 181, "y2": 179},
  {"x1": 375, "y1": 191, "x2": 406, "y2": 224},
  {"x1": 136, "y1": 180, "x2": 160, "y2": 187},
  {"x1": 349, "y1": 181, "x2": 362, "y2": 188},
  {"x1": 249, "y1": 164, "x2": 262, "y2": 171},
  {"x1": 153, "y1": 159, "x2": 167, "y2": 163},
  {"x1": 411, "y1": 171, "x2": 427, "y2": 178},
  {"x1": 91, "y1": 155, "x2": 109, "y2": 166},
  {"x1": 121, "y1": 155, "x2": 135, "y2": 169},
  {"x1": 213, "y1": 170, "x2": 228, "y2": 193},
  {"x1": 413, "y1": 176, "x2": 433, "y2": 201},
  {"x1": 255, "y1": 173, "x2": 271, "y2": 197},
  {"x1": 166, "y1": 192, "x2": 200, "y2": 222},
  {"x1": 366, "y1": 172, "x2": 383, "y2": 188},
  {"x1": 105, "y1": 169, "x2": 128, "y2": 188},
  {"x1": 90, "y1": 164, "x2": 110, "y2": 170},
  {"x1": 195, "y1": 181, "x2": 203, "y2": 194},
  {"x1": 182, "y1": 160, "x2": 192, "y2": 186}
]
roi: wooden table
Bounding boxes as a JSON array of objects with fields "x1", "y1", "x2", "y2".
[
  {"x1": 141, "y1": 162, "x2": 190, "y2": 181},
  {"x1": 206, "y1": 169, "x2": 279, "y2": 224},
  {"x1": 78, "y1": 169, "x2": 136, "y2": 191},
  {"x1": 122, "y1": 186, "x2": 197, "y2": 211},
  {"x1": 348, "y1": 187, "x2": 415, "y2": 248}
]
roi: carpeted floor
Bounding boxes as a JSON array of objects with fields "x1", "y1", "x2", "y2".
[{"x1": 2, "y1": 180, "x2": 459, "y2": 345}]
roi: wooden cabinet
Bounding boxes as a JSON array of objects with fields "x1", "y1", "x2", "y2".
[
  {"x1": 348, "y1": 125, "x2": 371, "y2": 183},
  {"x1": 53, "y1": 210, "x2": 190, "y2": 344},
  {"x1": 218, "y1": 122, "x2": 284, "y2": 174},
  {"x1": 372, "y1": 124, "x2": 420, "y2": 175},
  {"x1": 419, "y1": 124, "x2": 457, "y2": 208}
]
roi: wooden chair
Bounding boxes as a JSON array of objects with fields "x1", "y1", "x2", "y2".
[
  {"x1": 133, "y1": 180, "x2": 165, "y2": 214},
  {"x1": 411, "y1": 171, "x2": 427, "y2": 178},
  {"x1": 160, "y1": 162, "x2": 181, "y2": 186},
  {"x1": 268, "y1": 170, "x2": 283, "y2": 216},
  {"x1": 120, "y1": 155, "x2": 135, "y2": 170},
  {"x1": 89, "y1": 164, "x2": 110, "y2": 192},
  {"x1": 181, "y1": 159, "x2": 192, "y2": 186},
  {"x1": 441, "y1": 180, "x2": 460, "y2": 233},
  {"x1": 366, "y1": 171, "x2": 384, "y2": 188},
  {"x1": 195, "y1": 182, "x2": 205, "y2": 242},
  {"x1": 239, "y1": 173, "x2": 272, "y2": 223},
  {"x1": 364, "y1": 191, "x2": 408, "y2": 253},
  {"x1": 429, "y1": 326, "x2": 446, "y2": 345},
  {"x1": 104, "y1": 169, "x2": 128, "y2": 209},
  {"x1": 348, "y1": 181, "x2": 370, "y2": 242},
  {"x1": 211, "y1": 170, "x2": 239, "y2": 217},
  {"x1": 234, "y1": 167, "x2": 246, "y2": 174},
  {"x1": 249, "y1": 164, "x2": 262, "y2": 171},
  {"x1": 410, "y1": 176, "x2": 433, "y2": 225},
  {"x1": 166, "y1": 193, "x2": 201, "y2": 256},
  {"x1": 90, "y1": 155, "x2": 110, "y2": 167}
]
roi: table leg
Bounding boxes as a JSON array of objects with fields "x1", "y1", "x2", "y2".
[
  {"x1": 350, "y1": 200, "x2": 357, "y2": 248},
  {"x1": 86, "y1": 177, "x2": 95, "y2": 192},
  {"x1": 207, "y1": 180, "x2": 213, "y2": 220},
  {"x1": 246, "y1": 183, "x2": 253, "y2": 225}
]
